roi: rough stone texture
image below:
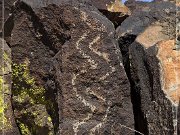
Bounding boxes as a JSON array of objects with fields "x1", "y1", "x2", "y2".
[
  {"x1": 0, "y1": 38, "x2": 20, "y2": 135},
  {"x1": 117, "y1": 1, "x2": 176, "y2": 38},
  {"x1": 1, "y1": 0, "x2": 179, "y2": 134},
  {"x1": 20, "y1": 0, "x2": 130, "y2": 28},
  {"x1": 0, "y1": 0, "x2": 17, "y2": 32},
  {"x1": 5, "y1": 2, "x2": 59, "y2": 134},
  {"x1": 51, "y1": 3, "x2": 134, "y2": 135},
  {"x1": 156, "y1": 40, "x2": 180, "y2": 104},
  {"x1": 117, "y1": 1, "x2": 178, "y2": 135},
  {"x1": 178, "y1": 103, "x2": 180, "y2": 135},
  {"x1": 3, "y1": 1, "x2": 135, "y2": 135},
  {"x1": 129, "y1": 41, "x2": 175, "y2": 135}
]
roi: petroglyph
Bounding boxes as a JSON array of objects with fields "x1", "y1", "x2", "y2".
[{"x1": 72, "y1": 8, "x2": 117, "y2": 134}]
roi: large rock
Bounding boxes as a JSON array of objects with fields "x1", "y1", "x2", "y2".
[
  {"x1": 116, "y1": 1, "x2": 176, "y2": 38},
  {"x1": 117, "y1": 1, "x2": 178, "y2": 135},
  {"x1": 21, "y1": 0, "x2": 130, "y2": 28},
  {"x1": 4, "y1": 1, "x2": 135, "y2": 134},
  {"x1": 0, "y1": 38, "x2": 20, "y2": 135}
]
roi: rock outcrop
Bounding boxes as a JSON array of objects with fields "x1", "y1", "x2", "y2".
[
  {"x1": 117, "y1": 1, "x2": 179, "y2": 135},
  {"x1": 0, "y1": 0, "x2": 179, "y2": 135},
  {"x1": 0, "y1": 38, "x2": 20, "y2": 135},
  {"x1": 2, "y1": 0, "x2": 135, "y2": 134}
]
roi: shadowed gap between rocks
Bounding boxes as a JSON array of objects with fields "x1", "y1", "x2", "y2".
[
  {"x1": 99, "y1": 9, "x2": 129, "y2": 28},
  {"x1": 118, "y1": 34, "x2": 149, "y2": 135}
]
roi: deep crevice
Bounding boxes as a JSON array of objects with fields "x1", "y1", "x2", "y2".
[
  {"x1": 99, "y1": 9, "x2": 129, "y2": 28},
  {"x1": 143, "y1": 59, "x2": 154, "y2": 101},
  {"x1": 118, "y1": 34, "x2": 149, "y2": 135}
]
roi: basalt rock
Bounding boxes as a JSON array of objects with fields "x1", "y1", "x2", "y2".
[
  {"x1": 117, "y1": 1, "x2": 176, "y2": 38},
  {"x1": 0, "y1": 38, "x2": 20, "y2": 135},
  {"x1": 19, "y1": 0, "x2": 131, "y2": 28},
  {"x1": 117, "y1": 1, "x2": 178, "y2": 135},
  {"x1": 3, "y1": 0, "x2": 135, "y2": 135},
  {"x1": 1, "y1": 0, "x2": 180, "y2": 135}
]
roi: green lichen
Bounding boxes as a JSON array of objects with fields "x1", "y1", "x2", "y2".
[
  {"x1": 0, "y1": 76, "x2": 12, "y2": 130},
  {"x1": 0, "y1": 51, "x2": 12, "y2": 74},
  {"x1": 12, "y1": 60, "x2": 54, "y2": 135},
  {"x1": 0, "y1": 76, "x2": 6, "y2": 130},
  {"x1": 12, "y1": 61, "x2": 45, "y2": 104},
  {"x1": 18, "y1": 122, "x2": 31, "y2": 135}
]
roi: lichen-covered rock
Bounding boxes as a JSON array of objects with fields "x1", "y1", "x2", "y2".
[
  {"x1": 0, "y1": 38, "x2": 20, "y2": 135},
  {"x1": 4, "y1": 2, "x2": 58, "y2": 134}
]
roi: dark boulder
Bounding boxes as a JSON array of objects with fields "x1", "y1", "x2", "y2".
[
  {"x1": 116, "y1": 1, "x2": 178, "y2": 135},
  {"x1": 3, "y1": 0, "x2": 135, "y2": 134}
]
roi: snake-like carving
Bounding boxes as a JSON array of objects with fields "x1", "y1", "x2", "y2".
[{"x1": 72, "y1": 9, "x2": 116, "y2": 135}]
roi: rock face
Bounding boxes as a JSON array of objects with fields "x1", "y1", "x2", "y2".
[
  {"x1": 1, "y1": 0, "x2": 179, "y2": 135},
  {"x1": 117, "y1": 1, "x2": 179, "y2": 135},
  {"x1": 0, "y1": 38, "x2": 20, "y2": 135},
  {"x1": 3, "y1": 1, "x2": 135, "y2": 134}
]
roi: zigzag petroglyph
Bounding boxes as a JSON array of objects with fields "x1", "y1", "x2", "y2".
[{"x1": 72, "y1": 8, "x2": 116, "y2": 134}]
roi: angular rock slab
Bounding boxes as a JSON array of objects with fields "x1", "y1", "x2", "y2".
[
  {"x1": 116, "y1": 1, "x2": 176, "y2": 38},
  {"x1": 156, "y1": 40, "x2": 180, "y2": 104},
  {"x1": 0, "y1": 38, "x2": 20, "y2": 135},
  {"x1": 5, "y1": 2, "x2": 58, "y2": 134},
  {"x1": 5, "y1": 1, "x2": 135, "y2": 135},
  {"x1": 129, "y1": 40, "x2": 175, "y2": 135},
  {"x1": 116, "y1": 1, "x2": 178, "y2": 135},
  {"x1": 44, "y1": 3, "x2": 134, "y2": 135}
]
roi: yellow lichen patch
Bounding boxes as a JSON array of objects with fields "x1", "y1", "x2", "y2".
[
  {"x1": 106, "y1": 0, "x2": 131, "y2": 15},
  {"x1": 18, "y1": 122, "x2": 31, "y2": 135},
  {"x1": 12, "y1": 61, "x2": 45, "y2": 104},
  {"x1": 157, "y1": 40, "x2": 180, "y2": 105},
  {"x1": 0, "y1": 76, "x2": 6, "y2": 130},
  {"x1": 0, "y1": 76, "x2": 12, "y2": 131},
  {"x1": 12, "y1": 60, "x2": 54, "y2": 134},
  {"x1": 3, "y1": 51, "x2": 12, "y2": 74}
]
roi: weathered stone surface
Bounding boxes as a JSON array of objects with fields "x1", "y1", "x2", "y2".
[
  {"x1": 2, "y1": 0, "x2": 179, "y2": 134},
  {"x1": 0, "y1": 0, "x2": 17, "y2": 32},
  {"x1": 129, "y1": 40, "x2": 175, "y2": 135},
  {"x1": 178, "y1": 103, "x2": 180, "y2": 134},
  {"x1": 0, "y1": 38, "x2": 20, "y2": 135},
  {"x1": 3, "y1": 1, "x2": 135, "y2": 134},
  {"x1": 50, "y1": 3, "x2": 134, "y2": 135},
  {"x1": 20, "y1": 0, "x2": 130, "y2": 28},
  {"x1": 117, "y1": 1, "x2": 178, "y2": 135},
  {"x1": 5, "y1": 2, "x2": 59, "y2": 134},
  {"x1": 157, "y1": 40, "x2": 180, "y2": 104},
  {"x1": 117, "y1": 1, "x2": 176, "y2": 38}
]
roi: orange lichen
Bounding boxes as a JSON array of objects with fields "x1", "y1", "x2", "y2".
[{"x1": 157, "y1": 40, "x2": 180, "y2": 105}]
